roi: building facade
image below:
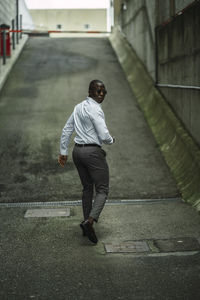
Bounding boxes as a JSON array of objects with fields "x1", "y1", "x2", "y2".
[{"x1": 30, "y1": 9, "x2": 107, "y2": 32}]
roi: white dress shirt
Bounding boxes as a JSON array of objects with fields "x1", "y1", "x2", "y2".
[{"x1": 60, "y1": 96, "x2": 114, "y2": 155}]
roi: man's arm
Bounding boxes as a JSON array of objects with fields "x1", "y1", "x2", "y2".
[
  {"x1": 58, "y1": 112, "x2": 74, "y2": 167},
  {"x1": 91, "y1": 108, "x2": 114, "y2": 144}
]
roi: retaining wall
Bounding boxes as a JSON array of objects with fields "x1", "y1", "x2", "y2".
[
  {"x1": 109, "y1": 28, "x2": 200, "y2": 211},
  {"x1": 156, "y1": 1, "x2": 200, "y2": 147}
]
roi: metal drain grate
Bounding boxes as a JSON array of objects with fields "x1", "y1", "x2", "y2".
[
  {"x1": 104, "y1": 241, "x2": 150, "y2": 253},
  {"x1": 153, "y1": 237, "x2": 200, "y2": 252},
  {"x1": 24, "y1": 208, "x2": 70, "y2": 218},
  {"x1": 104, "y1": 237, "x2": 200, "y2": 254}
]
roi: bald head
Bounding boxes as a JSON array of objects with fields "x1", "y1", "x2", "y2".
[{"x1": 89, "y1": 79, "x2": 104, "y2": 91}]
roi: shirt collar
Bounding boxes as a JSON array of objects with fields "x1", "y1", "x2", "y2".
[{"x1": 87, "y1": 96, "x2": 101, "y2": 106}]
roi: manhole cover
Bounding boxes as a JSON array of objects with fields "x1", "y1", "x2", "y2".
[
  {"x1": 104, "y1": 241, "x2": 150, "y2": 253},
  {"x1": 24, "y1": 208, "x2": 70, "y2": 218},
  {"x1": 154, "y1": 237, "x2": 200, "y2": 252}
]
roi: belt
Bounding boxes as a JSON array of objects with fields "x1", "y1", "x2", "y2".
[{"x1": 75, "y1": 143, "x2": 101, "y2": 148}]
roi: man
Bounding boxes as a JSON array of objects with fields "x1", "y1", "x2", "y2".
[{"x1": 58, "y1": 79, "x2": 115, "y2": 244}]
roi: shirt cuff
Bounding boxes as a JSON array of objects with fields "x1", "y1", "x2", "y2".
[{"x1": 60, "y1": 149, "x2": 68, "y2": 156}]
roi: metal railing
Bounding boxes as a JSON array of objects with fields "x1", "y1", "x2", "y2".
[{"x1": 156, "y1": 83, "x2": 200, "y2": 91}]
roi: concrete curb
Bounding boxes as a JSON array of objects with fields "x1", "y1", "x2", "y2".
[
  {"x1": 0, "y1": 34, "x2": 28, "y2": 92},
  {"x1": 109, "y1": 28, "x2": 200, "y2": 212}
]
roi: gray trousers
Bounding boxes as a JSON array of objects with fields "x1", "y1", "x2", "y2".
[{"x1": 72, "y1": 145, "x2": 109, "y2": 222}]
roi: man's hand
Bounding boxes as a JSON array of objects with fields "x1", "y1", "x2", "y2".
[{"x1": 58, "y1": 154, "x2": 68, "y2": 167}]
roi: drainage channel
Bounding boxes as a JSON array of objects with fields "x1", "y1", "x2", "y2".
[
  {"x1": 0, "y1": 197, "x2": 182, "y2": 208},
  {"x1": 103, "y1": 237, "x2": 200, "y2": 256}
]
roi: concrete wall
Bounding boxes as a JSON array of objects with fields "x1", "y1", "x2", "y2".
[
  {"x1": 113, "y1": 0, "x2": 196, "y2": 79},
  {"x1": 30, "y1": 9, "x2": 107, "y2": 32},
  {"x1": 110, "y1": 28, "x2": 200, "y2": 211},
  {"x1": 114, "y1": 0, "x2": 156, "y2": 79},
  {"x1": 19, "y1": 0, "x2": 35, "y2": 30},
  {"x1": 111, "y1": 0, "x2": 200, "y2": 206},
  {"x1": 174, "y1": 0, "x2": 193, "y2": 13},
  {"x1": 0, "y1": 0, "x2": 34, "y2": 30},
  {"x1": 113, "y1": 0, "x2": 200, "y2": 147},
  {"x1": 156, "y1": 1, "x2": 200, "y2": 147},
  {"x1": 156, "y1": 0, "x2": 195, "y2": 23},
  {"x1": 0, "y1": 0, "x2": 16, "y2": 27}
]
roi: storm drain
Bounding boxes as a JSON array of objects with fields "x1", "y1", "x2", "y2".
[
  {"x1": 104, "y1": 241, "x2": 150, "y2": 253},
  {"x1": 153, "y1": 237, "x2": 200, "y2": 252},
  {"x1": 24, "y1": 208, "x2": 70, "y2": 218},
  {"x1": 104, "y1": 237, "x2": 200, "y2": 254}
]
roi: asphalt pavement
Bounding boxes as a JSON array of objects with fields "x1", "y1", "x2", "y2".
[
  {"x1": 0, "y1": 37, "x2": 199, "y2": 300},
  {"x1": 0, "y1": 202, "x2": 200, "y2": 300},
  {"x1": 0, "y1": 37, "x2": 178, "y2": 202}
]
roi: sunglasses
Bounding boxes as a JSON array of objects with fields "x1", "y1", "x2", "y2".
[{"x1": 96, "y1": 89, "x2": 107, "y2": 95}]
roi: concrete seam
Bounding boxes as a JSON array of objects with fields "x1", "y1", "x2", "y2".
[{"x1": 0, "y1": 198, "x2": 183, "y2": 208}]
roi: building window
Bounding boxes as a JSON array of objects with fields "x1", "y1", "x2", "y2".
[{"x1": 84, "y1": 24, "x2": 90, "y2": 29}]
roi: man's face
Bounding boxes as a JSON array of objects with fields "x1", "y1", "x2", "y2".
[{"x1": 90, "y1": 82, "x2": 107, "y2": 103}]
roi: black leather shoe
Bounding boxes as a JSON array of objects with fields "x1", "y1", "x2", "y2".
[
  {"x1": 80, "y1": 220, "x2": 98, "y2": 244},
  {"x1": 80, "y1": 221, "x2": 86, "y2": 236}
]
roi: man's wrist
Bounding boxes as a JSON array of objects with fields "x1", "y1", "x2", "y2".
[{"x1": 60, "y1": 151, "x2": 68, "y2": 156}]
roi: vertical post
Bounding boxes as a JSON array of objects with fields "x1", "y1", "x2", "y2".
[
  {"x1": 20, "y1": 14, "x2": 22, "y2": 39},
  {"x1": 3, "y1": 30, "x2": 6, "y2": 65},
  {"x1": 169, "y1": 0, "x2": 175, "y2": 17},
  {"x1": 0, "y1": 29, "x2": 2, "y2": 67},
  {"x1": 16, "y1": 0, "x2": 19, "y2": 44},
  {"x1": 110, "y1": 0, "x2": 114, "y2": 31},
  {"x1": 155, "y1": 0, "x2": 160, "y2": 85},
  {"x1": 12, "y1": 19, "x2": 15, "y2": 50},
  {"x1": 155, "y1": 0, "x2": 160, "y2": 26},
  {"x1": 155, "y1": 26, "x2": 158, "y2": 85}
]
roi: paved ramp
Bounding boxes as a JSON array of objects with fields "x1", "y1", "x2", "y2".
[{"x1": 0, "y1": 37, "x2": 178, "y2": 202}]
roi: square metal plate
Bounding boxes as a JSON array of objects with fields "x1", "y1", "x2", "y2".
[
  {"x1": 24, "y1": 208, "x2": 70, "y2": 218},
  {"x1": 153, "y1": 237, "x2": 200, "y2": 252},
  {"x1": 104, "y1": 241, "x2": 150, "y2": 253}
]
